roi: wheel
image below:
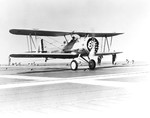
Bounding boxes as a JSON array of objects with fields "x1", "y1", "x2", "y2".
[
  {"x1": 88, "y1": 59, "x2": 96, "y2": 70},
  {"x1": 70, "y1": 60, "x2": 78, "y2": 70}
]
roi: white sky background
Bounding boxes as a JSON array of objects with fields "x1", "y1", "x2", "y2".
[{"x1": 0, "y1": 0, "x2": 150, "y2": 64}]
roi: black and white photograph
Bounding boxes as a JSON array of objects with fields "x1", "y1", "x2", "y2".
[{"x1": 0, "y1": 0, "x2": 150, "y2": 118}]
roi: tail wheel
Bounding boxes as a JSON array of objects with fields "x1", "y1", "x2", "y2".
[
  {"x1": 70, "y1": 60, "x2": 78, "y2": 70},
  {"x1": 89, "y1": 59, "x2": 96, "y2": 70}
]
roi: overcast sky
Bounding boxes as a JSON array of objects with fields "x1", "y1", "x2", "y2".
[{"x1": 0, "y1": 0, "x2": 150, "y2": 64}]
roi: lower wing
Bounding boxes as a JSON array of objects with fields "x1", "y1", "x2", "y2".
[
  {"x1": 9, "y1": 53, "x2": 78, "y2": 59},
  {"x1": 9, "y1": 52, "x2": 122, "y2": 59},
  {"x1": 96, "y1": 52, "x2": 123, "y2": 56}
]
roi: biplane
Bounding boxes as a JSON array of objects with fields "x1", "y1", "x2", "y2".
[{"x1": 9, "y1": 29, "x2": 123, "y2": 70}]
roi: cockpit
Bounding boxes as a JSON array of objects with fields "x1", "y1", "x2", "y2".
[
  {"x1": 62, "y1": 34, "x2": 81, "y2": 53},
  {"x1": 71, "y1": 34, "x2": 80, "y2": 42}
]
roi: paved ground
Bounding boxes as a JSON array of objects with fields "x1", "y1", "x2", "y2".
[{"x1": 0, "y1": 62, "x2": 149, "y2": 118}]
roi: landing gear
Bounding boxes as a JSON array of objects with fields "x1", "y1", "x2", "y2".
[
  {"x1": 70, "y1": 60, "x2": 78, "y2": 70},
  {"x1": 88, "y1": 59, "x2": 96, "y2": 70},
  {"x1": 70, "y1": 57, "x2": 96, "y2": 71},
  {"x1": 112, "y1": 54, "x2": 116, "y2": 65}
]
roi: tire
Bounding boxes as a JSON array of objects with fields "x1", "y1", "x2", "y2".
[
  {"x1": 70, "y1": 60, "x2": 78, "y2": 70},
  {"x1": 89, "y1": 59, "x2": 96, "y2": 70}
]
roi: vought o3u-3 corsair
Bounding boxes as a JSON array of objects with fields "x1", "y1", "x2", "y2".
[{"x1": 9, "y1": 29, "x2": 123, "y2": 70}]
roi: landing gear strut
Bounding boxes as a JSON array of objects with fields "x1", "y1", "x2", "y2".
[
  {"x1": 70, "y1": 60, "x2": 78, "y2": 70},
  {"x1": 112, "y1": 54, "x2": 116, "y2": 65}
]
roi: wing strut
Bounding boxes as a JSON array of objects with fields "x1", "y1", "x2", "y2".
[
  {"x1": 64, "y1": 35, "x2": 68, "y2": 44},
  {"x1": 25, "y1": 34, "x2": 42, "y2": 53},
  {"x1": 103, "y1": 38, "x2": 106, "y2": 52},
  {"x1": 8, "y1": 56, "x2": 11, "y2": 66},
  {"x1": 101, "y1": 36, "x2": 114, "y2": 52},
  {"x1": 41, "y1": 39, "x2": 44, "y2": 53},
  {"x1": 110, "y1": 36, "x2": 113, "y2": 47}
]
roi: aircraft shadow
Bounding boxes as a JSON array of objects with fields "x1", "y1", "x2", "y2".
[
  {"x1": 18, "y1": 67, "x2": 70, "y2": 75},
  {"x1": 18, "y1": 65, "x2": 125, "y2": 75},
  {"x1": 95, "y1": 65, "x2": 125, "y2": 70}
]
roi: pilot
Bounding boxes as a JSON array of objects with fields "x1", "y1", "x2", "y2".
[
  {"x1": 72, "y1": 36, "x2": 76, "y2": 40},
  {"x1": 71, "y1": 34, "x2": 80, "y2": 41}
]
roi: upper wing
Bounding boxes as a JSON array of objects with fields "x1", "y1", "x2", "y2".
[
  {"x1": 9, "y1": 29, "x2": 123, "y2": 37},
  {"x1": 96, "y1": 52, "x2": 123, "y2": 56},
  {"x1": 9, "y1": 53, "x2": 78, "y2": 59},
  {"x1": 9, "y1": 29, "x2": 70, "y2": 36},
  {"x1": 75, "y1": 32, "x2": 123, "y2": 37}
]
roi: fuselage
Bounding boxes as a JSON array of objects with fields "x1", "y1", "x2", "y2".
[{"x1": 62, "y1": 36, "x2": 90, "y2": 56}]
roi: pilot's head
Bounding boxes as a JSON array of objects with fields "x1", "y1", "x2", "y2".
[{"x1": 72, "y1": 34, "x2": 80, "y2": 40}]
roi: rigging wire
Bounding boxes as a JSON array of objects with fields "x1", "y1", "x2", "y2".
[
  {"x1": 43, "y1": 39, "x2": 62, "y2": 50},
  {"x1": 47, "y1": 36, "x2": 63, "y2": 45}
]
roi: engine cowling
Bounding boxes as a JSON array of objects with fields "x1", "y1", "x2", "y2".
[{"x1": 87, "y1": 37, "x2": 99, "y2": 53}]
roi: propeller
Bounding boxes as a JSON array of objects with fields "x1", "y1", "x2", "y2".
[{"x1": 87, "y1": 29, "x2": 99, "y2": 53}]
